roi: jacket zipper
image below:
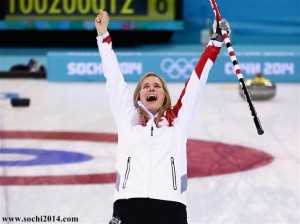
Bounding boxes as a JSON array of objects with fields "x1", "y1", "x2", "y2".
[
  {"x1": 170, "y1": 157, "x2": 177, "y2": 190},
  {"x1": 148, "y1": 122, "x2": 154, "y2": 196},
  {"x1": 122, "y1": 157, "x2": 131, "y2": 189},
  {"x1": 137, "y1": 100, "x2": 155, "y2": 138}
]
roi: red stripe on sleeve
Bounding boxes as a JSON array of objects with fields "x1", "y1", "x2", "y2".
[
  {"x1": 166, "y1": 45, "x2": 221, "y2": 125},
  {"x1": 166, "y1": 77, "x2": 190, "y2": 125},
  {"x1": 195, "y1": 46, "x2": 221, "y2": 78},
  {"x1": 102, "y1": 36, "x2": 111, "y2": 44}
]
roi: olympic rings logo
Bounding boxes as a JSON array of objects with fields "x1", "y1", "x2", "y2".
[{"x1": 160, "y1": 57, "x2": 198, "y2": 79}]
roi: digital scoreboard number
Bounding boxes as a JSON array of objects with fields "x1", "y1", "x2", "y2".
[
  {"x1": 0, "y1": 0, "x2": 182, "y2": 30},
  {"x1": 6, "y1": 0, "x2": 177, "y2": 21}
]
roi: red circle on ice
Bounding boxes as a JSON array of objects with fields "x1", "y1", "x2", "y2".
[{"x1": 0, "y1": 131, "x2": 273, "y2": 185}]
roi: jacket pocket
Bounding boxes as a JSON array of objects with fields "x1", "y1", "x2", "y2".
[
  {"x1": 122, "y1": 157, "x2": 131, "y2": 189},
  {"x1": 170, "y1": 157, "x2": 177, "y2": 190}
]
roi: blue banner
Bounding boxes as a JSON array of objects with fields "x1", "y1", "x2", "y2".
[{"x1": 47, "y1": 46, "x2": 300, "y2": 83}]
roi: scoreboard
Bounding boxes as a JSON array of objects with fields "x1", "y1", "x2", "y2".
[{"x1": 0, "y1": 0, "x2": 183, "y2": 30}]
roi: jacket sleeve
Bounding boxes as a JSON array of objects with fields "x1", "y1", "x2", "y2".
[
  {"x1": 171, "y1": 39, "x2": 223, "y2": 134},
  {"x1": 97, "y1": 32, "x2": 134, "y2": 127}
]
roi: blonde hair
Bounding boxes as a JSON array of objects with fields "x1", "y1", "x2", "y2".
[{"x1": 133, "y1": 72, "x2": 174, "y2": 126}]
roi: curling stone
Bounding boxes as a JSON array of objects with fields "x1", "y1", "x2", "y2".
[
  {"x1": 11, "y1": 98, "x2": 30, "y2": 107},
  {"x1": 239, "y1": 73, "x2": 276, "y2": 100}
]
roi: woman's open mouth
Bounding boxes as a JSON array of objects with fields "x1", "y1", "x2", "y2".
[{"x1": 146, "y1": 94, "x2": 157, "y2": 102}]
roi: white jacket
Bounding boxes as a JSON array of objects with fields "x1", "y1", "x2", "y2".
[{"x1": 97, "y1": 32, "x2": 223, "y2": 205}]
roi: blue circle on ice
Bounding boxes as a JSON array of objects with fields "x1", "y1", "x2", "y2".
[{"x1": 0, "y1": 148, "x2": 93, "y2": 166}]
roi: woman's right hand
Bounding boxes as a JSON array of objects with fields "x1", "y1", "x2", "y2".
[{"x1": 95, "y1": 10, "x2": 109, "y2": 36}]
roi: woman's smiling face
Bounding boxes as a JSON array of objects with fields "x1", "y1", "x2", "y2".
[{"x1": 139, "y1": 76, "x2": 166, "y2": 115}]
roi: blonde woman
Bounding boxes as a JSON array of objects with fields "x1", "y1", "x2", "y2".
[{"x1": 95, "y1": 10, "x2": 230, "y2": 224}]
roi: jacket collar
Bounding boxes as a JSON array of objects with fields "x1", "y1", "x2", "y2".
[{"x1": 137, "y1": 101, "x2": 158, "y2": 119}]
